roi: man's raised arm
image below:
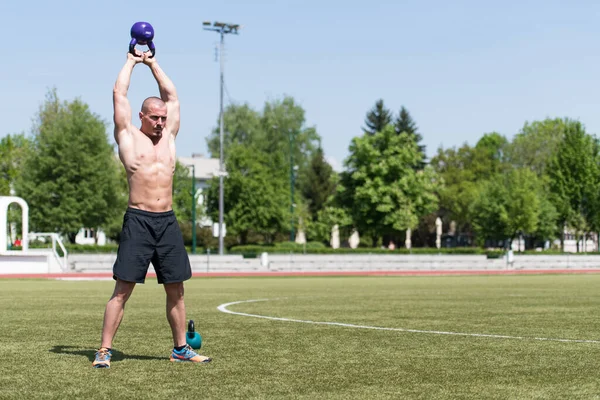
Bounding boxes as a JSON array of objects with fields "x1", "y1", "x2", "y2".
[
  {"x1": 113, "y1": 53, "x2": 142, "y2": 143},
  {"x1": 143, "y1": 54, "x2": 180, "y2": 136}
]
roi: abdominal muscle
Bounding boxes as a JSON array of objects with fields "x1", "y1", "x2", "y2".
[{"x1": 119, "y1": 130, "x2": 176, "y2": 212}]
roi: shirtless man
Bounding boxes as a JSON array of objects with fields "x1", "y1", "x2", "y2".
[{"x1": 92, "y1": 51, "x2": 211, "y2": 368}]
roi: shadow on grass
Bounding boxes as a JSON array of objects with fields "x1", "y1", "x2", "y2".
[{"x1": 50, "y1": 345, "x2": 166, "y2": 362}]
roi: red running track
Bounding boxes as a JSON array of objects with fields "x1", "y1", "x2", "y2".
[{"x1": 2, "y1": 269, "x2": 600, "y2": 279}]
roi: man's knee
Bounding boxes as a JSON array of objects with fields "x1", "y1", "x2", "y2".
[
  {"x1": 164, "y1": 282, "x2": 184, "y2": 300},
  {"x1": 110, "y1": 279, "x2": 136, "y2": 303}
]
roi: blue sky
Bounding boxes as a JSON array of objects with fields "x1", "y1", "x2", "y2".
[{"x1": 3, "y1": 0, "x2": 600, "y2": 171}]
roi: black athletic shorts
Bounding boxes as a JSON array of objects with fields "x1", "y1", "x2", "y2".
[{"x1": 113, "y1": 208, "x2": 192, "y2": 284}]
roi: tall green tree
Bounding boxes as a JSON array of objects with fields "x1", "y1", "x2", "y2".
[
  {"x1": 307, "y1": 204, "x2": 352, "y2": 244},
  {"x1": 0, "y1": 134, "x2": 31, "y2": 196},
  {"x1": 169, "y1": 161, "x2": 204, "y2": 246},
  {"x1": 208, "y1": 98, "x2": 322, "y2": 239},
  {"x1": 431, "y1": 143, "x2": 478, "y2": 234},
  {"x1": 300, "y1": 147, "x2": 337, "y2": 218},
  {"x1": 340, "y1": 126, "x2": 440, "y2": 246},
  {"x1": 504, "y1": 169, "x2": 544, "y2": 243},
  {"x1": 394, "y1": 106, "x2": 426, "y2": 167},
  {"x1": 507, "y1": 118, "x2": 567, "y2": 177},
  {"x1": 548, "y1": 121, "x2": 600, "y2": 251},
  {"x1": 470, "y1": 178, "x2": 509, "y2": 245},
  {"x1": 205, "y1": 143, "x2": 289, "y2": 244},
  {"x1": 431, "y1": 133, "x2": 508, "y2": 237},
  {"x1": 260, "y1": 96, "x2": 321, "y2": 177},
  {"x1": 14, "y1": 89, "x2": 122, "y2": 243},
  {"x1": 0, "y1": 134, "x2": 32, "y2": 241},
  {"x1": 206, "y1": 103, "x2": 262, "y2": 160},
  {"x1": 172, "y1": 161, "x2": 194, "y2": 224},
  {"x1": 101, "y1": 159, "x2": 128, "y2": 242},
  {"x1": 363, "y1": 99, "x2": 392, "y2": 135},
  {"x1": 586, "y1": 139, "x2": 600, "y2": 237},
  {"x1": 471, "y1": 168, "x2": 554, "y2": 248},
  {"x1": 213, "y1": 97, "x2": 322, "y2": 241},
  {"x1": 471, "y1": 132, "x2": 509, "y2": 178}
]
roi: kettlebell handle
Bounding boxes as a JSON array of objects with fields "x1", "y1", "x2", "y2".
[
  {"x1": 129, "y1": 38, "x2": 156, "y2": 58},
  {"x1": 188, "y1": 320, "x2": 195, "y2": 333}
]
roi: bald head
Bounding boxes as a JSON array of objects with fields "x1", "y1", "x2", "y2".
[
  {"x1": 141, "y1": 97, "x2": 166, "y2": 113},
  {"x1": 139, "y1": 96, "x2": 168, "y2": 139}
]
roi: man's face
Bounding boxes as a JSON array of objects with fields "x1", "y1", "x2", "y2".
[{"x1": 140, "y1": 104, "x2": 167, "y2": 138}]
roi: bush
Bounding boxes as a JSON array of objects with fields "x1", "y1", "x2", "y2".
[
  {"x1": 273, "y1": 241, "x2": 326, "y2": 250},
  {"x1": 274, "y1": 241, "x2": 302, "y2": 250},
  {"x1": 485, "y1": 251, "x2": 504, "y2": 259},
  {"x1": 65, "y1": 244, "x2": 120, "y2": 254},
  {"x1": 228, "y1": 245, "x2": 487, "y2": 255},
  {"x1": 305, "y1": 241, "x2": 327, "y2": 249}
]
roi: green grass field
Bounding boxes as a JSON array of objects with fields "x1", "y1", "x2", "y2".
[{"x1": 2, "y1": 274, "x2": 600, "y2": 399}]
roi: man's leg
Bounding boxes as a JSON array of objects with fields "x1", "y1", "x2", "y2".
[
  {"x1": 165, "y1": 282, "x2": 212, "y2": 363},
  {"x1": 158, "y1": 213, "x2": 209, "y2": 362},
  {"x1": 164, "y1": 282, "x2": 186, "y2": 347},
  {"x1": 93, "y1": 279, "x2": 136, "y2": 368},
  {"x1": 101, "y1": 279, "x2": 137, "y2": 348}
]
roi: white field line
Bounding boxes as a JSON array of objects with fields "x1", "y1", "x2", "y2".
[{"x1": 217, "y1": 299, "x2": 600, "y2": 344}]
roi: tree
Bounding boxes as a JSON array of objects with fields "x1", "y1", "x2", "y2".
[
  {"x1": 307, "y1": 204, "x2": 352, "y2": 244},
  {"x1": 532, "y1": 192, "x2": 559, "y2": 245},
  {"x1": 0, "y1": 134, "x2": 31, "y2": 196},
  {"x1": 205, "y1": 143, "x2": 289, "y2": 245},
  {"x1": 14, "y1": 89, "x2": 123, "y2": 243},
  {"x1": 507, "y1": 118, "x2": 567, "y2": 177},
  {"x1": 363, "y1": 99, "x2": 392, "y2": 135},
  {"x1": 504, "y1": 119, "x2": 573, "y2": 247},
  {"x1": 300, "y1": 147, "x2": 337, "y2": 218},
  {"x1": 471, "y1": 168, "x2": 557, "y2": 249},
  {"x1": 548, "y1": 121, "x2": 600, "y2": 251},
  {"x1": 172, "y1": 161, "x2": 194, "y2": 224},
  {"x1": 169, "y1": 161, "x2": 206, "y2": 246},
  {"x1": 260, "y1": 96, "x2": 321, "y2": 178},
  {"x1": 207, "y1": 96, "x2": 323, "y2": 242},
  {"x1": 0, "y1": 134, "x2": 32, "y2": 242},
  {"x1": 471, "y1": 132, "x2": 509, "y2": 178},
  {"x1": 340, "y1": 126, "x2": 441, "y2": 246},
  {"x1": 394, "y1": 106, "x2": 426, "y2": 167},
  {"x1": 205, "y1": 96, "x2": 325, "y2": 243},
  {"x1": 586, "y1": 139, "x2": 600, "y2": 238},
  {"x1": 393, "y1": 106, "x2": 428, "y2": 242},
  {"x1": 504, "y1": 169, "x2": 543, "y2": 244},
  {"x1": 205, "y1": 103, "x2": 262, "y2": 160},
  {"x1": 470, "y1": 179, "x2": 509, "y2": 245},
  {"x1": 98, "y1": 158, "x2": 128, "y2": 243},
  {"x1": 431, "y1": 133, "x2": 509, "y2": 238},
  {"x1": 431, "y1": 144, "x2": 478, "y2": 235}
]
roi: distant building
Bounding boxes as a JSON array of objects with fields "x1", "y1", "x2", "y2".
[
  {"x1": 554, "y1": 229, "x2": 598, "y2": 253},
  {"x1": 76, "y1": 228, "x2": 106, "y2": 246},
  {"x1": 177, "y1": 153, "x2": 220, "y2": 228}
]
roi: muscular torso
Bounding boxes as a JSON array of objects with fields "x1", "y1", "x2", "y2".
[{"x1": 118, "y1": 128, "x2": 176, "y2": 212}]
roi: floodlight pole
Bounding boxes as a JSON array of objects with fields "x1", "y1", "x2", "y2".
[
  {"x1": 203, "y1": 21, "x2": 240, "y2": 255},
  {"x1": 191, "y1": 164, "x2": 196, "y2": 254},
  {"x1": 289, "y1": 131, "x2": 295, "y2": 242},
  {"x1": 184, "y1": 163, "x2": 197, "y2": 254}
]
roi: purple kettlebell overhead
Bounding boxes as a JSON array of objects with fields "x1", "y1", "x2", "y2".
[{"x1": 129, "y1": 22, "x2": 156, "y2": 58}]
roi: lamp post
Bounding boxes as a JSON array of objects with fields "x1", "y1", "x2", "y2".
[
  {"x1": 273, "y1": 124, "x2": 297, "y2": 242},
  {"x1": 191, "y1": 165, "x2": 196, "y2": 254},
  {"x1": 186, "y1": 164, "x2": 197, "y2": 255},
  {"x1": 289, "y1": 131, "x2": 296, "y2": 242},
  {"x1": 203, "y1": 21, "x2": 241, "y2": 255}
]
